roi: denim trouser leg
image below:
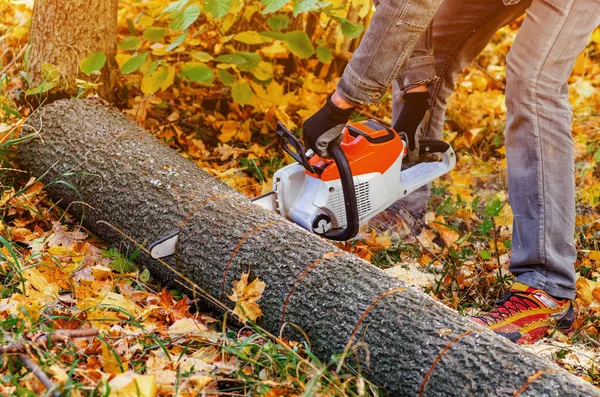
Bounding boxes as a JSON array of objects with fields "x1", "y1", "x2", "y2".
[
  {"x1": 397, "y1": 24, "x2": 438, "y2": 92},
  {"x1": 389, "y1": 0, "x2": 531, "y2": 230},
  {"x1": 393, "y1": 0, "x2": 531, "y2": 137},
  {"x1": 505, "y1": 0, "x2": 600, "y2": 300},
  {"x1": 336, "y1": 0, "x2": 445, "y2": 104}
]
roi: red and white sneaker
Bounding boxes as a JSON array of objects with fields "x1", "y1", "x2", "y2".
[{"x1": 470, "y1": 282, "x2": 574, "y2": 344}]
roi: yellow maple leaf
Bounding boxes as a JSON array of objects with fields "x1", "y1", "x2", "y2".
[
  {"x1": 217, "y1": 120, "x2": 240, "y2": 143},
  {"x1": 108, "y1": 372, "x2": 157, "y2": 397},
  {"x1": 248, "y1": 81, "x2": 295, "y2": 112},
  {"x1": 493, "y1": 203, "x2": 513, "y2": 228},
  {"x1": 228, "y1": 272, "x2": 265, "y2": 324},
  {"x1": 576, "y1": 277, "x2": 600, "y2": 307},
  {"x1": 589, "y1": 251, "x2": 600, "y2": 262},
  {"x1": 101, "y1": 342, "x2": 127, "y2": 375},
  {"x1": 428, "y1": 215, "x2": 460, "y2": 247},
  {"x1": 100, "y1": 292, "x2": 137, "y2": 317}
]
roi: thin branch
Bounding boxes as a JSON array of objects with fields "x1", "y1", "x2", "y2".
[
  {"x1": 0, "y1": 45, "x2": 28, "y2": 76},
  {"x1": 18, "y1": 354, "x2": 60, "y2": 397},
  {"x1": 0, "y1": 329, "x2": 99, "y2": 354},
  {"x1": 581, "y1": 330, "x2": 600, "y2": 348}
]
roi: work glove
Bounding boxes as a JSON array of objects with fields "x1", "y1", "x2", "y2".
[
  {"x1": 393, "y1": 91, "x2": 430, "y2": 163},
  {"x1": 303, "y1": 95, "x2": 354, "y2": 158}
]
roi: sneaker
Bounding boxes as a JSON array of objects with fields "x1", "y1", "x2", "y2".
[{"x1": 470, "y1": 282, "x2": 574, "y2": 344}]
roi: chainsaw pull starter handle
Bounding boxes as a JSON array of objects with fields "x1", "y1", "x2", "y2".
[{"x1": 323, "y1": 140, "x2": 360, "y2": 241}]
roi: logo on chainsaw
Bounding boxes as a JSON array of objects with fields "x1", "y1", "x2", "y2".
[{"x1": 312, "y1": 214, "x2": 332, "y2": 235}]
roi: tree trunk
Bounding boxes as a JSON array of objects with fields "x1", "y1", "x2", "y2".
[
  {"x1": 16, "y1": 99, "x2": 600, "y2": 397},
  {"x1": 27, "y1": 0, "x2": 118, "y2": 101}
]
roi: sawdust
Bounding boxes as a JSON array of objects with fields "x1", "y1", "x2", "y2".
[
  {"x1": 384, "y1": 262, "x2": 437, "y2": 289},
  {"x1": 521, "y1": 340, "x2": 600, "y2": 380}
]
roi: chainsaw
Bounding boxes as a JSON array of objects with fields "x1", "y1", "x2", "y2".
[
  {"x1": 251, "y1": 120, "x2": 456, "y2": 241},
  {"x1": 148, "y1": 120, "x2": 455, "y2": 258}
]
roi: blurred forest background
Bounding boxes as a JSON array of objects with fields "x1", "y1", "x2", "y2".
[{"x1": 1, "y1": 0, "x2": 600, "y2": 395}]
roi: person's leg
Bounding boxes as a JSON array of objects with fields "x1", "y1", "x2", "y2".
[
  {"x1": 336, "y1": 0, "x2": 445, "y2": 104},
  {"x1": 375, "y1": 0, "x2": 531, "y2": 230},
  {"x1": 504, "y1": 0, "x2": 600, "y2": 300},
  {"x1": 397, "y1": 24, "x2": 438, "y2": 93},
  {"x1": 394, "y1": 0, "x2": 532, "y2": 140}
]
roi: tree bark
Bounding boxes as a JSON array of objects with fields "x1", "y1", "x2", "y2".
[
  {"x1": 17, "y1": 99, "x2": 600, "y2": 397},
  {"x1": 27, "y1": 0, "x2": 118, "y2": 101}
]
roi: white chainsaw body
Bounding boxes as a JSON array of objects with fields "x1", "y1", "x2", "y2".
[{"x1": 256, "y1": 144, "x2": 456, "y2": 235}]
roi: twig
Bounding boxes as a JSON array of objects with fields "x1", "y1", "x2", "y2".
[
  {"x1": 18, "y1": 354, "x2": 60, "y2": 397},
  {"x1": 355, "y1": 108, "x2": 388, "y2": 124},
  {"x1": 581, "y1": 330, "x2": 600, "y2": 348},
  {"x1": 468, "y1": 61, "x2": 506, "y2": 89},
  {"x1": 0, "y1": 45, "x2": 28, "y2": 76},
  {"x1": 0, "y1": 329, "x2": 99, "y2": 354}
]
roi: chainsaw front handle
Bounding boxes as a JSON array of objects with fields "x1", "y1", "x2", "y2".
[
  {"x1": 323, "y1": 140, "x2": 360, "y2": 241},
  {"x1": 276, "y1": 122, "x2": 319, "y2": 174}
]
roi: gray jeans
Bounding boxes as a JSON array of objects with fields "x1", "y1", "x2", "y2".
[
  {"x1": 336, "y1": 0, "x2": 445, "y2": 104},
  {"x1": 394, "y1": 0, "x2": 600, "y2": 300}
]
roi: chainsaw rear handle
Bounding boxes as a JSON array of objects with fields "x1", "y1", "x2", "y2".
[
  {"x1": 276, "y1": 122, "x2": 319, "y2": 175},
  {"x1": 419, "y1": 138, "x2": 450, "y2": 155},
  {"x1": 322, "y1": 140, "x2": 360, "y2": 241}
]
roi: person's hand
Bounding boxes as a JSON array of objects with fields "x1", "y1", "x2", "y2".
[
  {"x1": 393, "y1": 91, "x2": 430, "y2": 162},
  {"x1": 303, "y1": 92, "x2": 354, "y2": 158}
]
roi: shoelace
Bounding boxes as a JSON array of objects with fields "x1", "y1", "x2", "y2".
[{"x1": 475, "y1": 292, "x2": 540, "y2": 326}]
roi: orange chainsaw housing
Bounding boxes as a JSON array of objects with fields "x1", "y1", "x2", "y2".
[{"x1": 307, "y1": 120, "x2": 406, "y2": 182}]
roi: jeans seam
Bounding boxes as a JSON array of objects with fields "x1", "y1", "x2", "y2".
[
  {"x1": 357, "y1": 0, "x2": 423, "y2": 90},
  {"x1": 529, "y1": 0, "x2": 577, "y2": 268},
  {"x1": 384, "y1": 32, "x2": 420, "y2": 90},
  {"x1": 422, "y1": 0, "x2": 507, "y2": 138}
]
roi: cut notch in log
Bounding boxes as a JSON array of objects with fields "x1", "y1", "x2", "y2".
[{"x1": 16, "y1": 99, "x2": 600, "y2": 397}]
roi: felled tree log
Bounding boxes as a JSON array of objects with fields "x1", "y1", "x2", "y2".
[{"x1": 17, "y1": 99, "x2": 600, "y2": 396}]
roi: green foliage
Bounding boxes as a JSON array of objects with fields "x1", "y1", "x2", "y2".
[
  {"x1": 178, "y1": 62, "x2": 214, "y2": 84},
  {"x1": 166, "y1": 31, "x2": 187, "y2": 51},
  {"x1": 232, "y1": 81, "x2": 253, "y2": 105},
  {"x1": 261, "y1": 0, "x2": 289, "y2": 14},
  {"x1": 267, "y1": 14, "x2": 290, "y2": 30},
  {"x1": 25, "y1": 81, "x2": 56, "y2": 95},
  {"x1": 203, "y1": 0, "x2": 232, "y2": 19},
  {"x1": 143, "y1": 26, "x2": 168, "y2": 41},
  {"x1": 215, "y1": 52, "x2": 260, "y2": 71},
  {"x1": 284, "y1": 31, "x2": 315, "y2": 58},
  {"x1": 168, "y1": 4, "x2": 201, "y2": 30},
  {"x1": 218, "y1": 69, "x2": 236, "y2": 86},
  {"x1": 101, "y1": 247, "x2": 138, "y2": 274},
  {"x1": 341, "y1": 18, "x2": 364, "y2": 39},
  {"x1": 293, "y1": 0, "x2": 329, "y2": 16},
  {"x1": 69, "y1": 0, "x2": 370, "y2": 108},
  {"x1": 120, "y1": 52, "x2": 148, "y2": 74},
  {"x1": 317, "y1": 46, "x2": 333, "y2": 63},
  {"x1": 79, "y1": 52, "x2": 107, "y2": 76},
  {"x1": 118, "y1": 36, "x2": 142, "y2": 50}
]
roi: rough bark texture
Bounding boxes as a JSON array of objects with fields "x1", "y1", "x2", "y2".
[
  {"x1": 17, "y1": 99, "x2": 600, "y2": 397},
  {"x1": 27, "y1": 0, "x2": 118, "y2": 101}
]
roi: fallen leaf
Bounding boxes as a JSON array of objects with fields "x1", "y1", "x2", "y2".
[
  {"x1": 228, "y1": 272, "x2": 265, "y2": 323},
  {"x1": 108, "y1": 372, "x2": 157, "y2": 397}
]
